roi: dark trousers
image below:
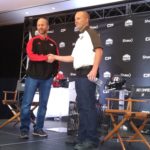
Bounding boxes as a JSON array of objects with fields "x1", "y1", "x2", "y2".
[{"x1": 75, "y1": 77, "x2": 98, "y2": 144}]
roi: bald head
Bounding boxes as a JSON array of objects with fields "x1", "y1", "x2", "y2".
[
  {"x1": 75, "y1": 11, "x2": 90, "y2": 32},
  {"x1": 75, "y1": 11, "x2": 90, "y2": 20},
  {"x1": 37, "y1": 17, "x2": 49, "y2": 37}
]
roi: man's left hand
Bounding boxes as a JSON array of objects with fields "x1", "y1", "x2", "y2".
[{"x1": 87, "y1": 69, "x2": 97, "y2": 81}]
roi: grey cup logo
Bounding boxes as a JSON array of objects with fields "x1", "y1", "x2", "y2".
[
  {"x1": 143, "y1": 73, "x2": 150, "y2": 78},
  {"x1": 103, "y1": 71, "x2": 111, "y2": 78},
  {"x1": 105, "y1": 38, "x2": 113, "y2": 46},
  {"x1": 60, "y1": 28, "x2": 66, "y2": 32},
  {"x1": 122, "y1": 54, "x2": 131, "y2": 62},
  {"x1": 59, "y1": 42, "x2": 65, "y2": 48},
  {"x1": 125, "y1": 19, "x2": 133, "y2": 27},
  {"x1": 145, "y1": 37, "x2": 150, "y2": 41},
  {"x1": 107, "y1": 23, "x2": 114, "y2": 28}
]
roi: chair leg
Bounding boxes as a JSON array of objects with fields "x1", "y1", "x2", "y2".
[
  {"x1": 129, "y1": 118, "x2": 148, "y2": 141},
  {"x1": 130, "y1": 120, "x2": 150, "y2": 149},
  {"x1": 101, "y1": 115, "x2": 128, "y2": 145},
  {"x1": 0, "y1": 112, "x2": 20, "y2": 128},
  {"x1": 110, "y1": 114, "x2": 126, "y2": 150}
]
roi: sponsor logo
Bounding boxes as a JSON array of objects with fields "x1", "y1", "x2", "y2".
[
  {"x1": 143, "y1": 73, "x2": 150, "y2": 78},
  {"x1": 125, "y1": 19, "x2": 133, "y2": 27},
  {"x1": 59, "y1": 42, "x2": 65, "y2": 48},
  {"x1": 49, "y1": 43, "x2": 54, "y2": 47},
  {"x1": 35, "y1": 30, "x2": 39, "y2": 36},
  {"x1": 72, "y1": 42, "x2": 76, "y2": 46},
  {"x1": 48, "y1": 30, "x2": 54, "y2": 33},
  {"x1": 120, "y1": 73, "x2": 131, "y2": 78},
  {"x1": 103, "y1": 90, "x2": 110, "y2": 94},
  {"x1": 145, "y1": 37, "x2": 150, "y2": 41},
  {"x1": 122, "y1": 38, "x2": 133, "y2": 43},
  {"x1": 107, "y1": 23, "x2": 114, "y2": 28},
  {"x1": 74, "y1": 27, "x2": 79, "y2": 32},
  {"x1": 105, "y1": 38, "x2": 113, "y2": 45},
  {"x1": 90, "y1": 25, "x2": 98, "y2": 29},
  {"x1": 122, "y1": 54, "x2": 131, "y2": 62},
  {"x1": 103, "y1": 71, "x2": 111, "y2": 78},
  {"x1": 144, "y1": 19, "x2": 150, "y2": 23},
  {"x1": 105, "y1": 56, "x2": 112, "y2": 61},
  {"x1": 60, "y1": 28, "x2": 66, "y2": 32},
  {"x1": 142, "y1": 55, "x2": 150, "y2": 60},
  {"x1": 136, "y1": 88, "x2": 150, "y2": 93},
  {"x1": 70, "y1": 73, "x2": 76, "y2": 76}
]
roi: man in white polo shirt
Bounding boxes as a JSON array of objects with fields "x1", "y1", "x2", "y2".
[{"x1": 49, "y1": 11, "x2": 103, "y2": 150}]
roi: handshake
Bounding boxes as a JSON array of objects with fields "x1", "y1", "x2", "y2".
[{"x1": 46, "y1": 54, "x2": 56, "y2": 63}]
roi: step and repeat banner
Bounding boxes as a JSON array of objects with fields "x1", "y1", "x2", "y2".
[{"x1": 34, "y1": 12, "x2": 150, "y2": 103}]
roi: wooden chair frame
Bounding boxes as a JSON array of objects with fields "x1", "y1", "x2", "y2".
[
  {"x1": 0, "y1": 90, "x2": 39, "y2": 128},
  {"x1": 101, "y1": 98, "x2": 150, "y2": 150}
]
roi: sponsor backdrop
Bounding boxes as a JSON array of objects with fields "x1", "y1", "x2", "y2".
[{"x1": 34, "y1": 12, "x2": 150, "y2": 103}]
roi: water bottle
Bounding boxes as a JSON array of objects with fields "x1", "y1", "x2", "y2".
[{"x1": 91, "y1": 78, "x2": 103, "y2": 87}]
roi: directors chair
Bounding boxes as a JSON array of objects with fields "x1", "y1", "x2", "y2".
[
  {"x1": 0, "y1": 80, "x2": 39, "y2": 128},
  {"x1": 101, "y1": 97, "x2": 150, "y2": 150}
]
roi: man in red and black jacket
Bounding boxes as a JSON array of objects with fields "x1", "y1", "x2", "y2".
[{"x1": 20, "y1": 17, "x2": 59, "y2": 139}]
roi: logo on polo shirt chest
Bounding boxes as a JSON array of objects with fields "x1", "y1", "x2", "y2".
[{"x1": 49, "y1": 43, "x2": 54, "y2": 47}]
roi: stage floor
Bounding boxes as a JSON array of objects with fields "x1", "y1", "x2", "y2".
[{"x1": 0, "y1": 119, "x2": 149, "y2": 150}]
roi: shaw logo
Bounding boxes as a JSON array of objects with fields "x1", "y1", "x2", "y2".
[
  {"x1": 145, "y1": 37, "x2": 150, "y2": 41},
  {"x1": 142, "y1": 55, "x2": 150, "y2": 60},
  {"x1": 105, "y1": 56, "x2": 112, "y2": 61},
  {"x1": 60, "y1": 28, "x2": 66, "y2": 32},
  {"x1": 48, "y1": 30, "x2": 54, "y2": 33},
  {"x1": 144, "y1": 19, "x2": 150, "y2": 23},
  {"x1": 103, "y1": 71, "x2": 111, "y2": 78},
  {"x1": 125, "y1": 19, "x2": 133, "y2": 27},
  {"x1": 143, "y1": 73, "x2": 150, "y2": 78},
  {"x1": 122, "y1": 54, "x2": 131, "y2": 62},
  {"x1": 107, "y1": 23, "x2": 114, "y2": 28},
  {"x1": 122, "y1": 38, "x2": 133, "y2": 43},
  {"x1": 120, "y1": 73, "x2": 131, "y2": 78},
  {"x1": 59, "y1": 42, "x2": 65, "y2": 48},
  {"x1": 90, "y1": 25, "x2": 98, "y2": 29},
  {"x1": 105, "y1": 38, "x2": 113, "y2": 45}
]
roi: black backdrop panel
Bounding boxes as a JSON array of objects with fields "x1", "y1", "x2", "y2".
[{"x1": 39, "y1": 12, "x2": 150, "y2": 103}]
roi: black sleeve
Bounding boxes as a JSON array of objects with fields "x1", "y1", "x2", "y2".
[{"x1": 87, "y1": 28, "x2": 103, "y2": 51}]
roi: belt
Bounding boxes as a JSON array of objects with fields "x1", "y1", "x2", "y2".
[{"x1": 76, "y1": 66, "x2": 93, "y2": 71}]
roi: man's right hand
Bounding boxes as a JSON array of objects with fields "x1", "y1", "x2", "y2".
[{"x1": 46, "y1": 54, "x2": 55, "y2": 63}]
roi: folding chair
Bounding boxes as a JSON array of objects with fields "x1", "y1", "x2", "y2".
[
  {"x1": 101, "y1": 97, "x2": 150, "y2": 150},
  {"x1": 0, "y1": 80, "x2": 39, "y2": 128}
]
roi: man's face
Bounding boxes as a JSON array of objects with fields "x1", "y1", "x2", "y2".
[
  {"x1": 75, "y1": 12, "x2": 88, "y2": 31},
  {"x1": 37, "y1": 18, "x2": 49, "y2": 35}
]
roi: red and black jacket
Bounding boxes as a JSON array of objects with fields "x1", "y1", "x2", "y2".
[{"x1": 26, "y1": 35, "x2": 59, "y2": 79}]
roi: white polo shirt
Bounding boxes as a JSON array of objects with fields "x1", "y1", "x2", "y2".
[{"x1": 71, "y1": 26, "x2": 102, "y2": 70}]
